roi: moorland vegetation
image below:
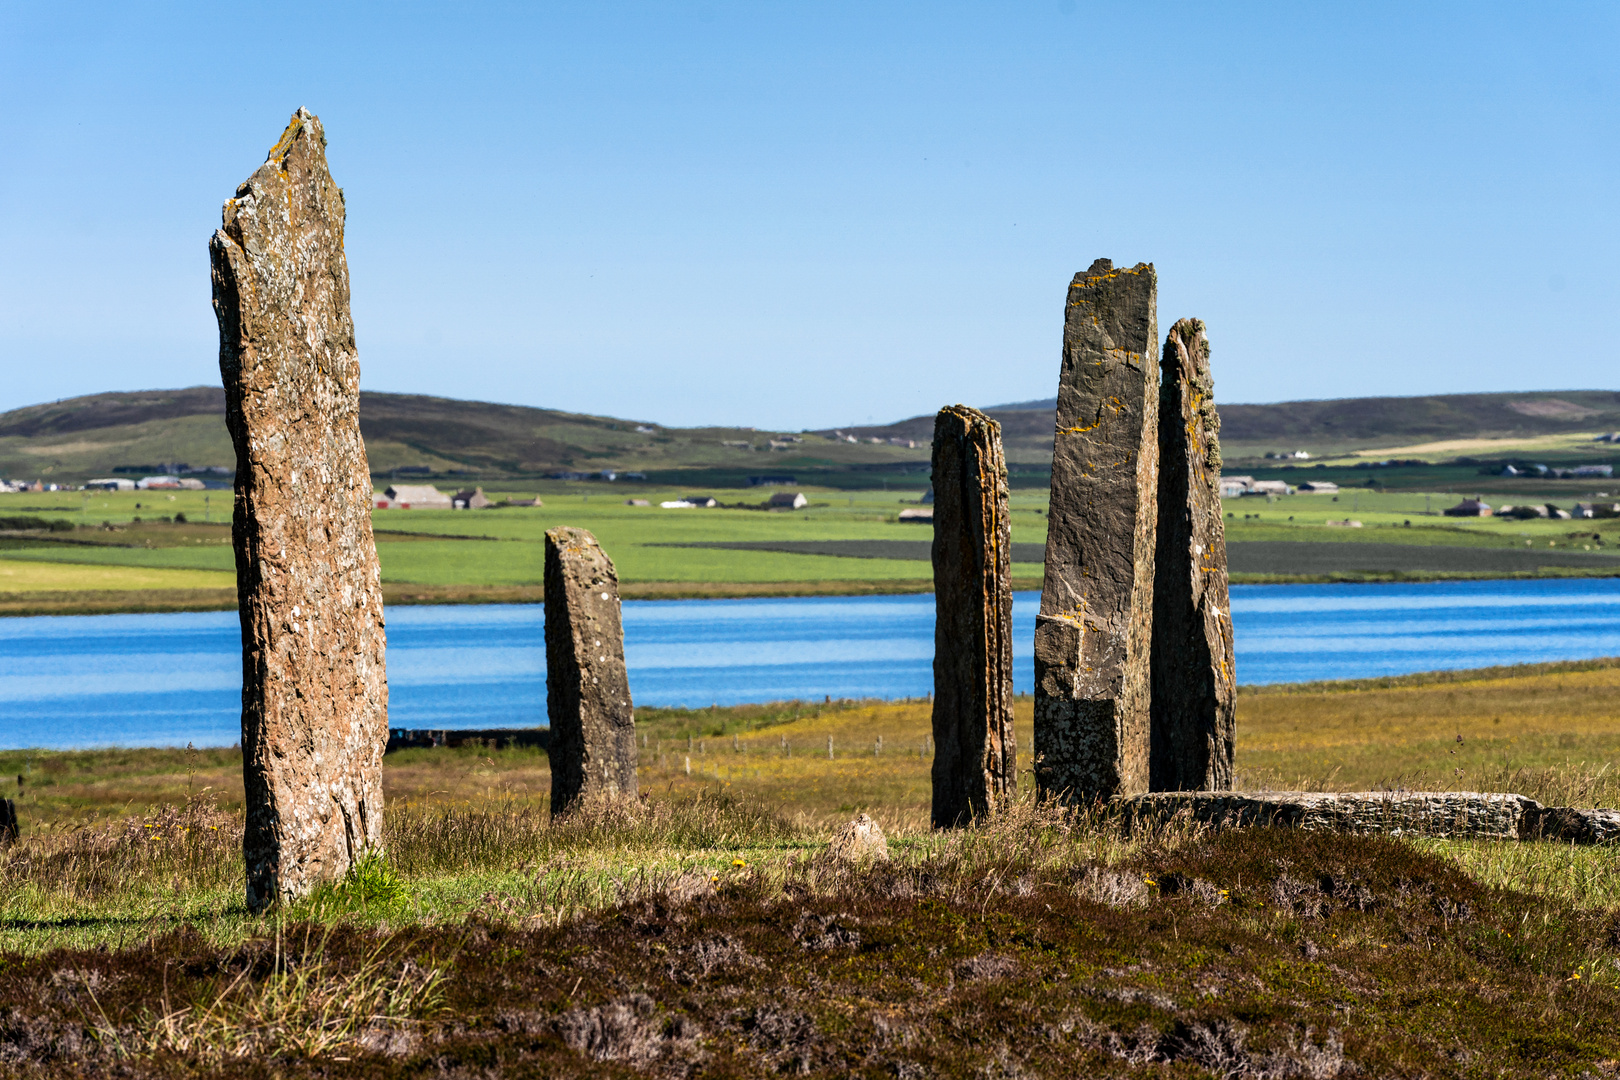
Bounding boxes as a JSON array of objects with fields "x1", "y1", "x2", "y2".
[{"x1": 3, "y1": 662, "x2": 1620, "y2": 1075}]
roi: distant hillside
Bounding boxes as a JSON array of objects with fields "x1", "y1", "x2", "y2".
[
  {"x1": 830, "y1": 389, "x2": 1620, "y2": 463},
  {"x1": 5, "y1": 386, "x2": 1618, "y2": 488},
  {"x1": 0, "y1": 387, "x2": 929, "y2": 486}
]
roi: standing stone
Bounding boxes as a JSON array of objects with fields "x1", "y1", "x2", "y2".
[
  {"x1": 0, "y1": 798, "x2": 17, "y2": 845},
  {"x1": 545, "y1": 527, "x2": 637, "y2": 812},
  {"x1": 209, "y1": 109, "x2": 387, "y2": 911},
  {"x1": 1034, "y1": 259, "x2": 1159, "y2": 802},
  {"x1": 1151, "y1": 319, "x2": 1236, "y2": 791},
  {"x1": 930, "y1": 405, "x2": 1016, "y2": 827}
]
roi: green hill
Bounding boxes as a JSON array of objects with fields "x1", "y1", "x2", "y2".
[
  {"x1": 0, "y1": 387, "x2": 931, "y2": 488},
  {"x1": 835, "y1": 389, "x2": 1620, "y2": 464}
]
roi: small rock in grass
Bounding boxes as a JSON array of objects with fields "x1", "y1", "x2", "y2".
[{"x1": 824, "y1": 813, "x2": 890, "y2": 863}]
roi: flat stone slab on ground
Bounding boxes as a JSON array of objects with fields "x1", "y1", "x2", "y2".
[{"x1": 1121, "y1": 790, "x2": 1620, "y2": 844}]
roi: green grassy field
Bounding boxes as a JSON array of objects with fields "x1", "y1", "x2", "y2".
[{"x1": 3, "y1": 485, "x2": 1620, "y2": 614}]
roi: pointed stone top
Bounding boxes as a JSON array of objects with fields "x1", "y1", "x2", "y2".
[
  {"x1": 1163, "y1": 317, "x2": 1209, "y2": 372},
  {"x1": 263, "y1": 107, "x2": 324, "y2": 165},
  {"x1": 220, "y1": 108, "x2": 338, "y2": 235}
]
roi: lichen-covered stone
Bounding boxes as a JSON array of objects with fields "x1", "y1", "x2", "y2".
[
  {"x1": 1151, "y1": 318, "x2": 1235, "y2": 791},
  {"x1": 1121, "y1": 791, "x2": 1537, "y2": 840},
  {"x1": 1521, "y1": 805, "x2": 1620, "y2": 844},
  {"x1": 210, "y1": 109, "x2": 387, "y2": 912},
  {"x1": 930, "y1": 405, "x2": 1016, "y2": 827},
  {"x1": 1035, "y1": 259, "x2": 1159, "y2": 803},
  {"x1": 545, "y1": 527, "x2": 637, "y2": 812}
]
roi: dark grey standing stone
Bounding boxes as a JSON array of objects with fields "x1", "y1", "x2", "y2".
[
  {"x1": 0, "y1": 798, "x2": 17, "y2": 845},
  {"x1": 545, "y1": 527, "x2": 638, "y2": 813},
  {"x1": 930, "y1": 404, "x2": 1016, "y2": 827},
  {"x1": 1034, "y1": 259, "x2": 1159, "y2": 802},
  {"x1": 1151, "y1": 318, "x2": 1236, "y2": 791},
  {"x1": 210, "y1": 109, "x2": 387, "y2": 911}
]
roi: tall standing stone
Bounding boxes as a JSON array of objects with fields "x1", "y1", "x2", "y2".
[
  {"x1": 1151, "y1": 318, "x2": 1236, "y2": 791},
  {"x1": 930, "y1": 405, "x2": 1016, "y2": 827},
  {"x1": 210, "y1": 109, "x2": 387, "y2": 911},
  {"x1": 1034, "y1": 259, "x2": 1159, "y2": 802},
  {"x1": 545, "y1": 527, "x2": 638, "y2": 812}
]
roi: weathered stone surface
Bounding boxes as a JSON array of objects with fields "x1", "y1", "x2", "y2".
[
  {"x1": 1522, "y1": 805, "x2": 1620, "y2": 844},
  {"x1": 930, "y1": 404, "x2": 1016, "y2": 827},
  {"x1": 210, "y1": 109, "x2": 387, "y2": 911},
  {"x1": 1151, "y1": 318, "x2": 1236, "y2": 791},
  {"x1": 1035, "y1": 259, "x2": 1159, "y2": 802},
  {"x1": 545, "y1": 527, "x2": 637, "y2": 812},
  {"x1": 824, "y1": 813, "x2": 890, "y2": 862},
  {"x1": 1121, "y1": 791, "x2": 1537, "y2": 840}
]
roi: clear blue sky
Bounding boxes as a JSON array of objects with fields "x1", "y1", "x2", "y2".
[{"x1": 2, "y1": 1, "x2": 1615, "y2": 430}]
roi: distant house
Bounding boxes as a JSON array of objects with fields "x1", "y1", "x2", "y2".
[
  {"x1": 1443, "y1": 498, "x2": 1492, "y2": 517},
  {"x1": 452, "y1": 488, "x2": 492, "y2": 510},
  {"x1": 1573, "y1": 502, "x2": 1596, "y2": 519},
  {"x1": 1572, "y1": 465, "x2": 1614, "y2": 478},
  {"x1": 768, "y1": 492, "x2": 808, "y2": 510},
  {"x1": 85, "y1": 478, "x2": 136, "y2": 491},
  {"x1": 1219, "y1": 475, "x2": 1254, "y2": 498},
  {"x1": 898, "y1": 508, "x2": 933, "y2": 524},
  {"x1": 136, "y1": 475, "x2": 204, "y2": 490},
  {"x1": 1498, "y1": 504, "x2": 1547, "y2": 519},
  {"x1": 1247, "y1": 480, "x2": 1292, "y2": 497},
  {"x1": 1298, "y1": 481, "x2": 1339, "y2": 494},
  {"x1": 625, "y1": 498, "x2": 651, "y2": 506},
  {"x1": 378, "y1": 484, "x2": 452, "y2": 510},
  {"x1": 748, "y1": 475, "x2": 797, "y2": 487},
  {"x1": 887, "y1": 437, "x2": 917, "y2": 448}
]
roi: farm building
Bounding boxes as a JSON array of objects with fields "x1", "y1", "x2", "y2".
[
  {"x1": 768, "y1": 492, "x2": 809, "y2": 509},
  {"x1": 1298, "y1": 481, "x2": 1339, "y2": 494},
  {"x1": 1443, "y1": 498, "x2": 1492, "y2": 517},
  {"x1": 452, "y1": 488, "x2": 492, "y2": 510},
  {"x1": 898, "y1": 508, "x2": 933, "y2": 523},
  {"x1": 1218, "y1": 475, "x2": 1253, "y2": 498},
  {"x1": 376, "y1": 484, "x2": 452, "y2": 510}
]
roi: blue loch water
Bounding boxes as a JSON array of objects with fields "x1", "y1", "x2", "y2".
[{"x1": 4, "y1": 577, "x2": 1620, "y2": 749}]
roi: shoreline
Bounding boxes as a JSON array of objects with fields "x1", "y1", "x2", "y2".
[{"x1": 4, "y1": 566, "x2": 1620, "y2": 617}]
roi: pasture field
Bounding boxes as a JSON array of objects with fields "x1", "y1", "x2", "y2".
[{"x1": 2, "y1": 485, "x2": 1620, "y2": 613}]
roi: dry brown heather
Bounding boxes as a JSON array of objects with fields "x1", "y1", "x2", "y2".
[
  {"x1": 1, "y1": 801, "x2": 1619, "y2": 1077},
  {"x1": 2, "y1": 666, "x2": 1620, "y2": 1074}
]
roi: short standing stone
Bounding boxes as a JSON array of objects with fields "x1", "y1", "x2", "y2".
[
  {"x1": 930, "y1": 404, "x2": 1016, "y2": 827},
  {"x1": 545, "y1": 527, "x2": 638, "y2": 812},
  {"x1": 0, "y1": 798, "x2": 17, "y2": 845},
  {"x1": 824, "y1": 813, "x2": 890, "y2": 862},
  {"x1": 1034, "y1": 259, "x2": 1159, "y2": 802},
  {"x1": 1151, "y1": 318, "x2": 1236, "y2": 791},
  {"x1": 210, "y1": 109, "x2": 388, "y2": 911}
]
